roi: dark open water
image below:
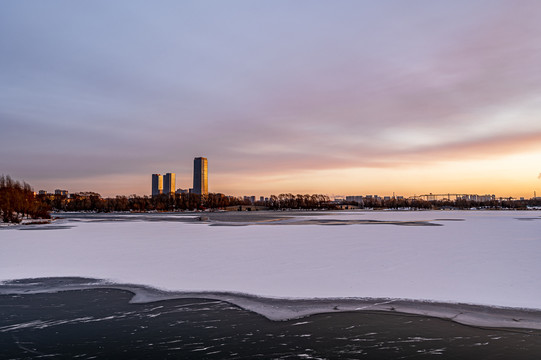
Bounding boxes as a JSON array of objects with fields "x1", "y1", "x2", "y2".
[{"x1": 1, "y1": 289, "x2": 541, "y2": 359}]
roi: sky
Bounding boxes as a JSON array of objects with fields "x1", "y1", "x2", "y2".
[{"x1": 1, "y1": 0, "x2": 541, "y2": 198}]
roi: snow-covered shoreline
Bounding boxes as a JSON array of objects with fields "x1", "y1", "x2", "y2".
[
  {"x1": 1, "y1": 210, "x2": 540, "y2": 328},
  {"x1": 3, "y1": 277, "x2": 541, "y2": 330}
]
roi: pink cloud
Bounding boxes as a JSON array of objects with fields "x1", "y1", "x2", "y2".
[{"x1": 202, "y1": 1, "x2": 541, "y2": 177}]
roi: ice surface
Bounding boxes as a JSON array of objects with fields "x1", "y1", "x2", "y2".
[{"x1": 1, "y1": 211, "x2": 541, "y2": 311}]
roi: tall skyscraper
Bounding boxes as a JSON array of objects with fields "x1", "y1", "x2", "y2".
[
  {"x1": 151, "y1": 174, "x2": 163, "y2": 197},
  {"x1": 163, "y1": 173, "x2": 176, "y2": 195},
  {"x1": 193, "y1": 157, "x2": 208, "y2": 195}
]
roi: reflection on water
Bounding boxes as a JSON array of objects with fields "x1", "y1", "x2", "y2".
[{"x1": 1, "y1": 289, "x2": 541, "y2": 359}]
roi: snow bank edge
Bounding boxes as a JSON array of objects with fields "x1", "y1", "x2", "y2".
[{"x1": 2, "y1": 277, "x2": 541, "y2": 331}]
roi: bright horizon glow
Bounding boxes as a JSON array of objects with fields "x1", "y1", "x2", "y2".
[
  {"x1": 1, "y1": 1, "x2": 541, "y2": 199},
  {"x1": 35, "y1": 150, "x2": 541, "y2": 199}
]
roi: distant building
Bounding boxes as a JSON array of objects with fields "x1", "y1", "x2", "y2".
[
  {"x1": 259, "y1": 196, "x2": 265, "y2": 203},
  {"x1": 193, "y1": 157, "x2": 208, "y2": 195},
  {"x1": 163, "y1": 173, "x2": 176, "y2": 195},
  {"x1": 346, "y1": 195, "x2": 363, "y2": 204},
  {"x1": 70, "y1": 192, "x2": 102, "y2": 200},
  {"x1": 176, "y1": 188, "x2": 188, "y2": 195},
  {"x1": 482, "y1": 194, "x2": 496, "y2": 202},
  {"x1": 463, "y1": 194, "x2": 495, "y2": 202},
  {"x1": 38, "y1": 190, "x2": 47, "y2": 195},
  {"x1": 151, "y1": 174, "x2": 163, "y2": 197},
  {"x1": 55, "y1": 189, "x2": 68, "y2": 196}
]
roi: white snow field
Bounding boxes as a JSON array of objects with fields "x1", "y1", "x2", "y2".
[{"x1": 1, "y1": 211, "x2": 541, "y2": 311}]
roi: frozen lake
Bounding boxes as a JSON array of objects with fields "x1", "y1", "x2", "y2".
[{"x1": 1, "y1": 210, "x2": 541, "y2": 329}]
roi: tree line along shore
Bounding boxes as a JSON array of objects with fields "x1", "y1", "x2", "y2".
[
  {"x1": 1, "y1": 175, "x2": 540, "y2": 223},
  {"x1": 0, "y1": 175, "x2": 50, "y2": 223}
]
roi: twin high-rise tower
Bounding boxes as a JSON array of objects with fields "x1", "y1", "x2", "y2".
[
  {"x1": 193, "y1": 157, "x2": 208, "y2": 195},
  {"x1": 151, "y1": 173, "x2": 175, "y2": 197},
  {"x1": 163, "y1": 173, "x2": 175, "y2": 195},
  {"x1": 151, "y1": 174, "x2": 163, "y2": 196},
  {"x1": 151, "y1": 157, "x2": 208, "y2": 197}
]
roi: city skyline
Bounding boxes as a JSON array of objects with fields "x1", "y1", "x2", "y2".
[
  {"x1": 149, "y1": 158, "x2": 207, "y2": 197},
  {"x1": 2, "y1": 1, "x2": 541, "y2": 198}
]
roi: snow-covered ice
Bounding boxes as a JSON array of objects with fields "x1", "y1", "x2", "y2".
[{"x1": 1, "y1": 210, "x2": 541, "y2": 311}]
